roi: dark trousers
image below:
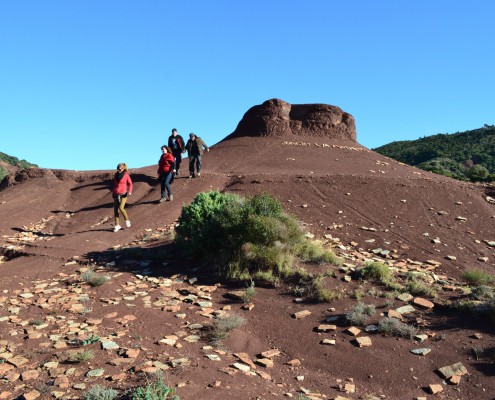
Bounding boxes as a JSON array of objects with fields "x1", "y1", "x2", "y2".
[
  {"x1": 160, "y1": 172, "x2": 173, "y2": 198},
  {"x1": 172, "y1": 151, "x2": 182, "y2": 172},
  {"x1": 189, "y1": 155, "x2": 202, "y2": 175}
]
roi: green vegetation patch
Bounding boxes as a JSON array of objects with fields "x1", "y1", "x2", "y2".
[
  {"x1": 373, "y1": 125, "x2": 495, "y2": 182},
  {"x1": 175, "y1": 191, "x2": 341, "y2": 281}
]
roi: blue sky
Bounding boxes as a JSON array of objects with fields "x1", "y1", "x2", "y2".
[{"x1": 1, "y1": 1, "x2": 494, "y2": 171}]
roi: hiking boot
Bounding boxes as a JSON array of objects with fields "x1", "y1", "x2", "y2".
[
  {"x1": 176, "y1": 170, "x2": 180, "y2": 176},
  {"x1": 159, "y1": 197, "x2": 167, "y2": 203},
  {"x1": 125, "y1": 220, "x2": 131, "y2": 228},
  {"x1": 169, "y1": 195, "x2": 174, "y2": 201},
  {"x1": 114, "y1": 225, "x2": 121, "y2": 232},
  {"x1": 197, "y1": 172, "x2": 201, "y2": 177},
  {"x1": 189, "y1": 175, "x2": 194, "y2": 179}
]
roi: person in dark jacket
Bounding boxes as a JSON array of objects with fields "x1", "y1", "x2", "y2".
[
  {"x1": 167, "y1": 128, "x2": 185, "y2": 176},
  {"x1": 111, "y1": 163, "x2": 133, "y2": 232},
  {"x1": 185, "y1": 133, "x2": 209, "y2": 178},
  {"x1": 157, "y1": 145, "x2": 176, "y2": 202}
]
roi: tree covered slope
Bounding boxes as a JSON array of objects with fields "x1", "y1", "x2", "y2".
[{"x1": 373, "y1": 125, "x2": 495, "y2": 181}]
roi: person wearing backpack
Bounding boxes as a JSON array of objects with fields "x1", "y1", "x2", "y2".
[
  {"x1": 111, "y1": 163, "x2": 133, "y2": 232},
  {"x1": 157, "y1": 145, "x2": 176, "y2": 202},
  {"x1": 185, "y1": 133, "x2": 209, "y2": 178},
  {"x1": 167, "y1": 128, "x2": 186, "y2": 176}
]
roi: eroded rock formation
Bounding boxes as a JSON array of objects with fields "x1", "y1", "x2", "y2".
[{"x1": 226, "y1": 99, "x2": 356, "y2": 141}]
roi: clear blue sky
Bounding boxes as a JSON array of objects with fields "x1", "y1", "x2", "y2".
[{"x1": 1, "y1": 1, "x2": 494, "y2": 171}]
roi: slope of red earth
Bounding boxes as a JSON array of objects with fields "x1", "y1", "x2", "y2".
[{"x1": 0, "y1": 110, "x2": 494, "y2": 399}]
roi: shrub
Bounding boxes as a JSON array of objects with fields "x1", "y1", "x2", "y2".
[
  {"x1": 295, "y1": 240, "x2": 342, "y2": 265},
  {"x1": 175, "y1": 191, "x2": 335, "y2": 281},
  {"x1": 470, "y1": 285, "x2": 495, "y2": 300},
  {"x1": 462, "y1": 269, "x2": 495, "y2": 287},
  {"x1": 242, "y1": 282, "x2": 256, "y2": 304},
  {"x1": 405, "y1": 273, "x2": 438, "y2": 298},
  {"x1": 305, "y1": 275, "x2": 343, "y2": 303},
  {"x1": 69, "y1": 349, "x2": 94, "y2": 363},
  {"x1": 378, "y1": 317, "x2": 418, "y2": 339},
  {"x1": 131, "y1": 377, "x2": 179, "y2": 400},
  {"x1": 83, "y1": 385, "x2": 118, "y2": 400},
  {"x1": 346, "y1": 303, "x2": 376, "y2": 326},
  {"x1": 204, "y1": 315, "x2": 246, "y2": 345},
  {"x1": 81, "y1": 269, "x2": 110, "y2": 287},
  {"x1": 359, "y1": 262, "x2": 392, "y2": 284}
]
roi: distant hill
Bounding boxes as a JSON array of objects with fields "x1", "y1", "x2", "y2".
[
  {"x1": 0, "y1": 152, "x2": 37, "y2": 181},
  {"x1": 373, "y1": 125, "x2": 495, "y2": 181}
]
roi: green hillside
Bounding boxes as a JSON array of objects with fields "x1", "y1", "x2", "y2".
[
  {"x1": 0, "y1": 152, "x2": 38, "y2": 181},
  {"x1": 373, "y1": 125, "x2": 495, "y2": 181}
]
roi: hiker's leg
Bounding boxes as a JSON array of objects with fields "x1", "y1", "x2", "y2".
[
  {"x1": 165, "y1": 172, "x2": 173, "y2": 197},
  {"x1": 113, "y1": 198, "x2": 120, "y2": 225},
  {"x1": 119, "y1": 197, "x2": 129, "y2": 221},
  {"x1": 160, "y1": 174, "x2": 166, "y2": 198},
  {"x1": 196, "y1": 155, "x2": 202, "y2": 173}
]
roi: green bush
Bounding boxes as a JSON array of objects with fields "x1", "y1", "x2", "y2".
[
  {"x1": 359, "y1": 262, "x2": 392, "y2": 284},
  {"x1": 295, "y1": 241, "x2": 342, "y2": 265},
  {"x1": 346, "y1": 302, "x2": 376, "y2": 326},
  {"x1": 470, "y1": 285, "x2": 495, "y2": 300},
  {"x1": 175, "y1": 191, "x2": 339, "y2": 280},
  {"x1": 204, "y1": 315, "x2": 246, "y2": 345},
  {"x1": 131, "y1": 377, "x2": 179, "y2": 400},
  {"x1": 378, "y1": 317, "x2": 418, "y2": 339},
  {"x1": 462, "y1": 269, "x2": 495, "y2": 287},
  {"x1": 84, "y1": 385, "x2": 118, "y2": 400},
  {"x1": 404, "y1": 273, "x2": 438, "y2": 298}
]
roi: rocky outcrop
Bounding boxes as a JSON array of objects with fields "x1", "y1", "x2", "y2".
[{"x1": 225, "y1": 99, "x2": 356, "y2": 141}]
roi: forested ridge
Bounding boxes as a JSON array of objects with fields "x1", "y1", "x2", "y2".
[
  {"x1": 373, "y1": 125, "x2": 495, "y2": 181},
  {"x1": 0, "y1": 152, "x2": 37, "y2": 181}
]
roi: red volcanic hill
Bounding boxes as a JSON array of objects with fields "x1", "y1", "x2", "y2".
[{"x1": 0, "y1": 99, "x2": 494, "y2": 400}]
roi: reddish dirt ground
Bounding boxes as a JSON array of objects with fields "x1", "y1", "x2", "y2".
[{"x1": 0, "y1": 132, "x2": 494, "y2": 400}]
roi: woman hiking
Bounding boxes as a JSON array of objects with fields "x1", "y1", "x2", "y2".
[
  {"x1": 157, "y1": 145, "x2": 176, "y2": 202},
  {"x1": 112, "y1": 163, "x2": 133, "y2": 232}
]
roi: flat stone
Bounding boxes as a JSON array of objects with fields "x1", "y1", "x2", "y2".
[
  {"x1": 354, "y1": 336, "x2": 372, "y2": 347},
  {"x1": 7, "y1": 355, "x2": 29, "y2": 367},
  {"x1": 21, "y1": 390, "x2": 41, "y2": 400},
  {"x1": 256, "y1": 358, "x2": 274, "y2": 368},
  {"x1": 110, "y1": 373, "x2": 126, "y2": 381},
  {"x1": 53, "y1": 375, "x2": 70, "y2": 388},
  {"x1": 85, "y1": 368, "x2": 105, "y2": 378},
  {"x1": 125, "y1": 348, "x2": 140, "y2": 358},
  {"x1": 224, "y1": 290, "x2": 245, "y2": 302},
  {"x1": 260, "y1": 349, "x2": 281, "y2": 358},
  {"x1": 293, "y1": 310, "x2": 312, "y2": 319},
  {"x1": 449, "y1": 375, "x2": 462, "y2": 385},
  {"x1": 344, "y1": 326, "x2": 361, "y2": 336},
  {"x1": 21, "y1": 370, "x2": 39, "y2": 381},
  {"x1": 387, "y1": 309, "x2": 404, "y2": 320},
  {"x1": 428, "y1": 384, "x2": 443, "y2": 394},
  {"x1": 321, "y1": 339, "x2": 336, "y2": 345},
  {"x1": 437, "y1": 362, "x2": 468, "y2": 379},
  {"x1": 397, "y1": 293, "x2": 413, "y2": 302},
  {"x1": 316, "y1": 324, "x2": 337, "y2": 332},
  {"x1": 101, "y1": 340, "x2": 119, "y2": 350},
  {"x1": 413, "y1": 297, "x2": 434, "y2": 309},
  {"x1": 232, "y1": 362, "x2": 251, "y2": 372},
  {"x1": 170, "y1": 358, "x2": 190, "y2": 368},
  {"x1": 72, "y1": 383, "x2": 86, "y2": 390},
  {"x1": 395, "y1": 305, "x2": 416, "y2": 315},
  {"x1": 206, "y1": 354, "x2": 221, "y2": 361},
  {"x1": 414, "y1": 334, "x2": 429, "y2": 342},
  {"x1": 410, "y1": 348, "x2": 431, "y2": 356},
  {"x1": 233, "y1": 353, "x2": 257, "y2": 369}
]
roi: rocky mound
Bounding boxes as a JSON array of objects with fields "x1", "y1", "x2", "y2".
[{"x1": 225, "y1": 98, "x2": 356, "y2": 141}]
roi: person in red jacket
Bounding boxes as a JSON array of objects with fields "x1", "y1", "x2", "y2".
[
  {"x1": 111, "y1": 163, "x2": 133, "y2": 232},
  {"x1": 157, "y1": 145, "x2": 176, "y2": 203}
]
